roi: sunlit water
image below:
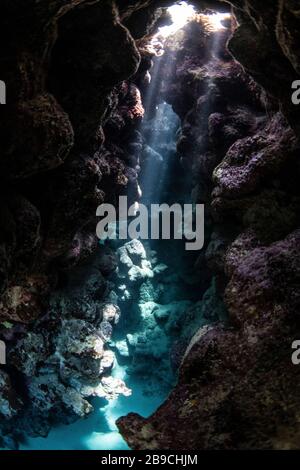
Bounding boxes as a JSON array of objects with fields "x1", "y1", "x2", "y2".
[
  {"x1": 21, "y1": 94, "x2": 183, "y2": 454},
  {"x1": 21, "y1": 361, "x2": 167, "y2": 450},
  {"x1": 22, "y1": 50, "x2": 181, "y2": 454}
]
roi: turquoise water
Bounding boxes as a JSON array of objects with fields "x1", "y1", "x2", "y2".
[
  {"x1": 19, "y1": 101, "x2": 183, "y2": 452},
  {"x1": 20, "y1": 102, "x2": 181, "y2": 451},
  {"x1": 21, "y1": 361, "x2": 167, "y2": 450}
]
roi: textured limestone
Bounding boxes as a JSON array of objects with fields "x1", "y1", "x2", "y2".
[
  {"x1": 118, "y1": 230, "x2": 300, "y2": 449},
  {"x1": 0, "y1": 370, "x2": 22, "y2": 420},
  {"x1": 118, "y1": 4, "x2": 300, "y2": 450}
]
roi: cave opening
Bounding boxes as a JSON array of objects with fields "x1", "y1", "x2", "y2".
[
  {"x1": 0, "y1": 0, "x2": 300, "y2": 451},
  {"x1": 1, "y1": 0, "x2": 300, "y2": 453},
  {"x1": 17, "y1": 1, "x2": 235, "y2": 451}
]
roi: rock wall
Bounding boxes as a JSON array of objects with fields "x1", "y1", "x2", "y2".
[
  {"x1": 0, "y1": 0, "x2": 150, "y2": 448},
  {"x1": 117, "y1": 3, "x2": 300, "y2": 450}
]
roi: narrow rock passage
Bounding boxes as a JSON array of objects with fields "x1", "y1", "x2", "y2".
[{"x1": 22, "y1": 59, "x2": 219, "y2": 451}]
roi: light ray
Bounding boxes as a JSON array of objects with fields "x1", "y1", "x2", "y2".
[
  {"x1": 158, "y1": 2, "x2": 196, "y2": 39},
  {"x1": 206, "y1": 13, "x2": 231, "y2": 31}
]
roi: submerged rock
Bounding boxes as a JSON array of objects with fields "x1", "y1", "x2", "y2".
[
  {"x1": 97, "y1": 246, "x2": 118, "y2": 276},
  {"x1": 9, "y1": 333, "x2": 49, "y2": 376},
  {"x1": 28, "y1": 374, "x2": 93, "y2": 419},
  {"x1": 56, "y1": 319, "x2": 105, "y2": 381},
  {"x1": 99, "y1": 350, "x2": 115, "y2": 374},
  {"x1": 0, "y1": 371, "x2": 22, "y2": 419},
  {"x1": 101, "y1": 377, "x2": 132, "y2": 400},
  {"x1": 100, "y1": 303, "x2": 121, "y2": 325},
  {"x1": 99, "y1": 321, "x2": 113, "y2": 343}
]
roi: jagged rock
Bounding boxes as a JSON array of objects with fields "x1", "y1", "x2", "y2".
[
  {"x1": 97, "y1": 246, "x2": 118, "y2": 276},
  {"x1": 99, "y1": 350, "x2": 115, "y2": 374},
  {"x1": 101, "y1": 376, "x2": 132, "y2": 400},
  {"x1": 118, "y1": 246, "x2": 134, "y2": 270},
  {"x1": 49, "y1": 1, "x2": 141, "y2": 146},
  {"x1": 152, "y1": 263, "x2": 168, "y2": 275},
  {"x1": 225, "y1": 229, "x2": 300, "y2": 327},
  {"x1": 9, "y1": 333, "x2": 49, "y2": 376},
  {"x1": 114, "y1": 340, "x2": 130, "y2": 359},
  {"x1": 50, "y1": 265, "x2": 108, "y2": 322},
  {"x1": 62, "y1": 387, "x2": 93, "y2": 418},
  {"x1": 0, "y1": 371, "x2": 22, "y2": 419},
  {"x1": 116, "y1": 4, "x2": 300, "y2": 451},
  {"x1": 139, "y1": 279, "x2": 164, "y2": 303},
  {"x1": 0, "y1": 194, "x2": 41, "y2": 296},
  {"x1": 200, "y1": 280, "x2": 227, "y2": 323},
  {"x1": 56, "y1": 319, "x2": 104, "y2": 359},
  {"x1": 277, "y1": 0, "x2": 300, "y2": 76},
  {"x1": 205, "y1": 229, "x2": 233, "y2": 274},
  {"x1": 118, "y1": 230, "x2": 300, "y2": 450},
  {"x1": 212, "y1": 114, "x2": 297, "y2": 199},
  {"x1": 59, "y1": 230, "x2": 98, "y2": 269},
  {"x1": 2, "y1": 94, "x2": 74, "y2": 179},
  {"x1": 0, "y1": 275, "x2": 49, "y2": 324},
  {"x1": 28, "y1": 374, "x2": 92, "y2": 419},
  {"x1": 56, "y1": 319, "x2": 104, "y2": 381},
  {"x1": 118, "y1": 239, "x2": 147, "y2": 273},
  {"x1": 99, "y1": 321, "x2": 113, "y2": 343},
  {"x1": 100, "y1": 303, "x2": 121, "y2": 325},
  {"x1": 128, "y1": 262, "x2": 154, "y2": 282},
  {"x1": 224, "y1": 230, "x2": 262, "y2": 278}
]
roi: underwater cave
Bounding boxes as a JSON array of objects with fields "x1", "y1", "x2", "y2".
[{"x1": 0, "y1": 0, "x2": 300, "y2": 453}]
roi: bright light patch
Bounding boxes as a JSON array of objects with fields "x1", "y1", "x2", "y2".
[
  {"x1": 158, "y1": 2, "x2": 195, "y2": 38},
  {"x1": 207, "y1": 13, "x2": 231, "y2": 31}
]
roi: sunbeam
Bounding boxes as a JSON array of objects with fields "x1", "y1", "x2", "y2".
[
  {"x1": 206, "y1": 12, "x2": 231, "y2": 31},
  {"x1": 157, "y1": 2, "x2": 196, "y2": 39}
]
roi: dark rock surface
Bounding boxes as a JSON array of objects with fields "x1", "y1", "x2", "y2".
[
  {"x1": 0, "y1": 0, "x2": 147, "y2": 447},
  {"x1": 117, "y1": 3, "x2": 300, "y2": 450},
  {"x1": 118, "y1": 230, "x2": 300, "y2": 449}
]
